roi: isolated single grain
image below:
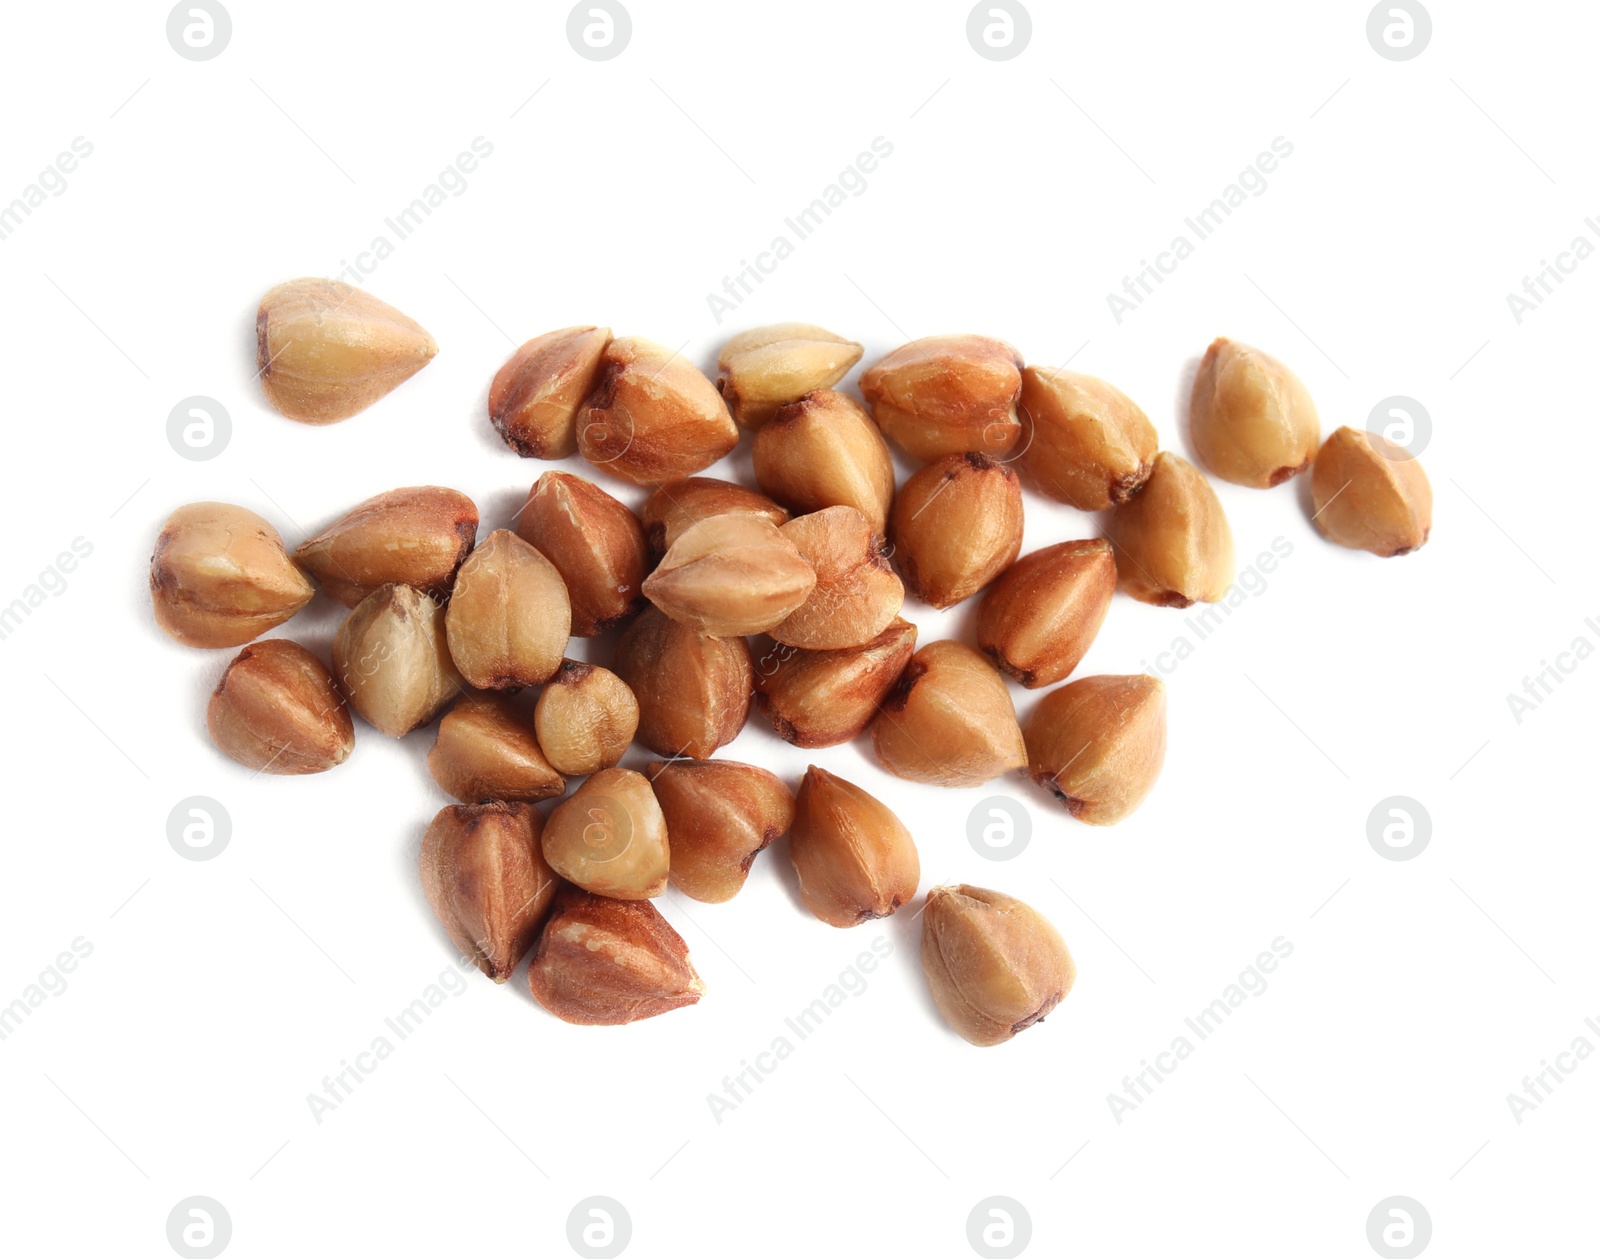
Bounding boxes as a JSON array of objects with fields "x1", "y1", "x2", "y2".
[{"x1": 256, "y1": 278, "x2": 436, "y2": 423}]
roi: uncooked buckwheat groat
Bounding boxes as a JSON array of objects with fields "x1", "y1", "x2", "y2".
[
  {"x1": 977, "y1": 539, "x2": 1116, "y2": 689},
  {"x1": 421, "y1": 801, "x2": 558, "y2": 982},
  {"x1": 641, "y1": 477, "x2": 791, "y2": 558},
  {"x1": 643, "y1": 515, "x2": 816, "y2": 637},
  {"x1": 527, "y1": 887, "x2": 704, "y2": 1025},
  {"x1": 515, "y1": 472, "x2": 648, "y2": 636},
  {"x1": 1014, "y1": 367, "x2": 1157, "y2": 509},
  {"x1": 533, "y1": 660, "x2": 639, "y2": 777},
  {"x1": 256, "y1": 277, "x2": 436, "y2": 423},
  {"x1": 427, "y1": 695, "x2": 565, "y2": 804},
  {"x1": 207, "y1": 638, "x2": 353, "y2": 773},
  {"x1": 489, "y1": 325, "x2": 611, "y2": 458},
  {"x1": 771, "y1": 506, "x2": 903, "y2": 650},
  {"x1": 1024, "y1": 674, "x2": 1167, "y2": 825},
  {"x1": 871, "y1": 640, "x2": 1026, "y2": 787},
  {"x1": 889, "y1": 453, "x2": 1023, "y2": 609},
  {"x1": 445, "y1": 530, "x2": 571, "y2": 689},
  {"x1": 752, "y1": 389, "x2": 896, "y2": 533},
  {"x1": 294, "y1": 486, "x2": 477, "y2": 608},
  {"x1": 920, "y1": 885, "x2": 1076, "y2": 1046},
  {"x1": 1104, "y1": 451, "x2": 1235, "y2": 607},
  {"x1": 716, "y1": 323, "x2": 864, "y2": 429},
  {"x1": 151, "y1": 503, "x2": 314, "y2": 648},
  {"x1": 789, "y1": 766, "x2": 920, "y2": 928},
  {"x1": 860, "y1": 334, "x2": 1024, "y2": 461},
  {"x1": 1309, "y1": 427, "x2": 1432, "y2": 556},
  {"x1": 649, "y1": 759, "x2": 795, "y2": 903},
  {"x1": 613, "y1": 606, "x2": 753, "y2": 759},
  {"x1": 334, "y1": 584, "x2": 463, "y2": 737},
  {"x1": 1189, "y1": 337, "x2": 1321, "y2": 489},
  {"x1": 577, "y1": 336, "x2": 739, "y2": 485},
  {"x1": 755, "y1": 618, "x2": 918, "y2": 748}
]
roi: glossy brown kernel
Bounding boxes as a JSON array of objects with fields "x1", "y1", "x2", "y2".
[
  {"x1": 642, "y1": 477, "x2": 789, "y2": 558},
  {"x1": 427, "y1": 695, "x2": 564, "y2": 804},
  {"x1": 150, "y1": 503, "x2": 313, "y2": 648},
  {"x1": 577, "y1": 337, "x2": 739, "y2": 485},
  {"x1": 1189, "y1": 337, "x2": 1320, "y2": 488},
  {"x1": 528, "y1": 886, "x2": 704, "y2": 1025},
  {"x1": 649, "y1": 759, "x2": 795, "y2": 903},
  {"x1": 1015, "y1": 367, "x2": 1157, "y2": 509},
  {"x1": 1310, "y1": 427, "x2": 1432, "y2": 557},
  {"x1": 533, "y1": 660, "x2": 639, "y2": 777},
  {"x1": 256, "y1": 278, "x2": 436, "y2": 424},
  {"x1": 541, "y1": 769, "x2": 670, "y2": 900},
  {"x1": 445, "y1": 530, "x2": 571, "y2": 689},
  {"x1": 421, "y1": 801, "x2": 558, "y2": 982},
  {"x1": 771, "y1": 507, "x2": 903, "y2": 651},
  {"x1": 716, "y1": 324, "x2": 863, "y2": 429},
  {"x1": 643, "y1": 514, "x2": 817, "y2": 637},
  {"x1": 1104, "y1": 451, "x2": 1235, "y2": 607},
  {"x1": 755, "y1": 618, "x2": 918, "y2": 748},
  {"x1": 333, "y1": 584, "x2": 462, "y2": 738},
  {"x1": 871, "y1": 640, "x2": 1026, "y2": 787},
  {"x1": 976, "y1": 539, "x2": 1116, "y2": 688},
  {"x1": 515, "y1": 472, "x2": 648, "y2": 636},
  {"x1": 789, "y1": 766, "x2": 920, "y2": 928},
  {"x1": 294, "y1": 486, "x2": 477, "y2": 608},
  {"x1": 613, "y1": 607, "x2": 753, "y2": 759},
  {"x1": 921, "y1": 885, "x2": 1076, "y2": 1046},
  {"x1": 1024, "y1": 674, "x2": 1167, "y2": 825},
  {"x1": 207, "y1": 639, "x2": 353, "y2": 774},
  {"x1": 890, "y1": 453, "x2": 1023, "y2": 609},
  {"x1": 860, "y1": 334, "x2": 1023, "y2": 461},
  {"x1": 488, "y1": 325, "x2": 611, "y2": 459},
  {"x1": 752, "y1": 389, "x2": 895, "y2": 533}
]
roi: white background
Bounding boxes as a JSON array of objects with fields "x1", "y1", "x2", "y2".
[{"x1": 1, "y1": 1, "x2": 1594, "y2": 1256}]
